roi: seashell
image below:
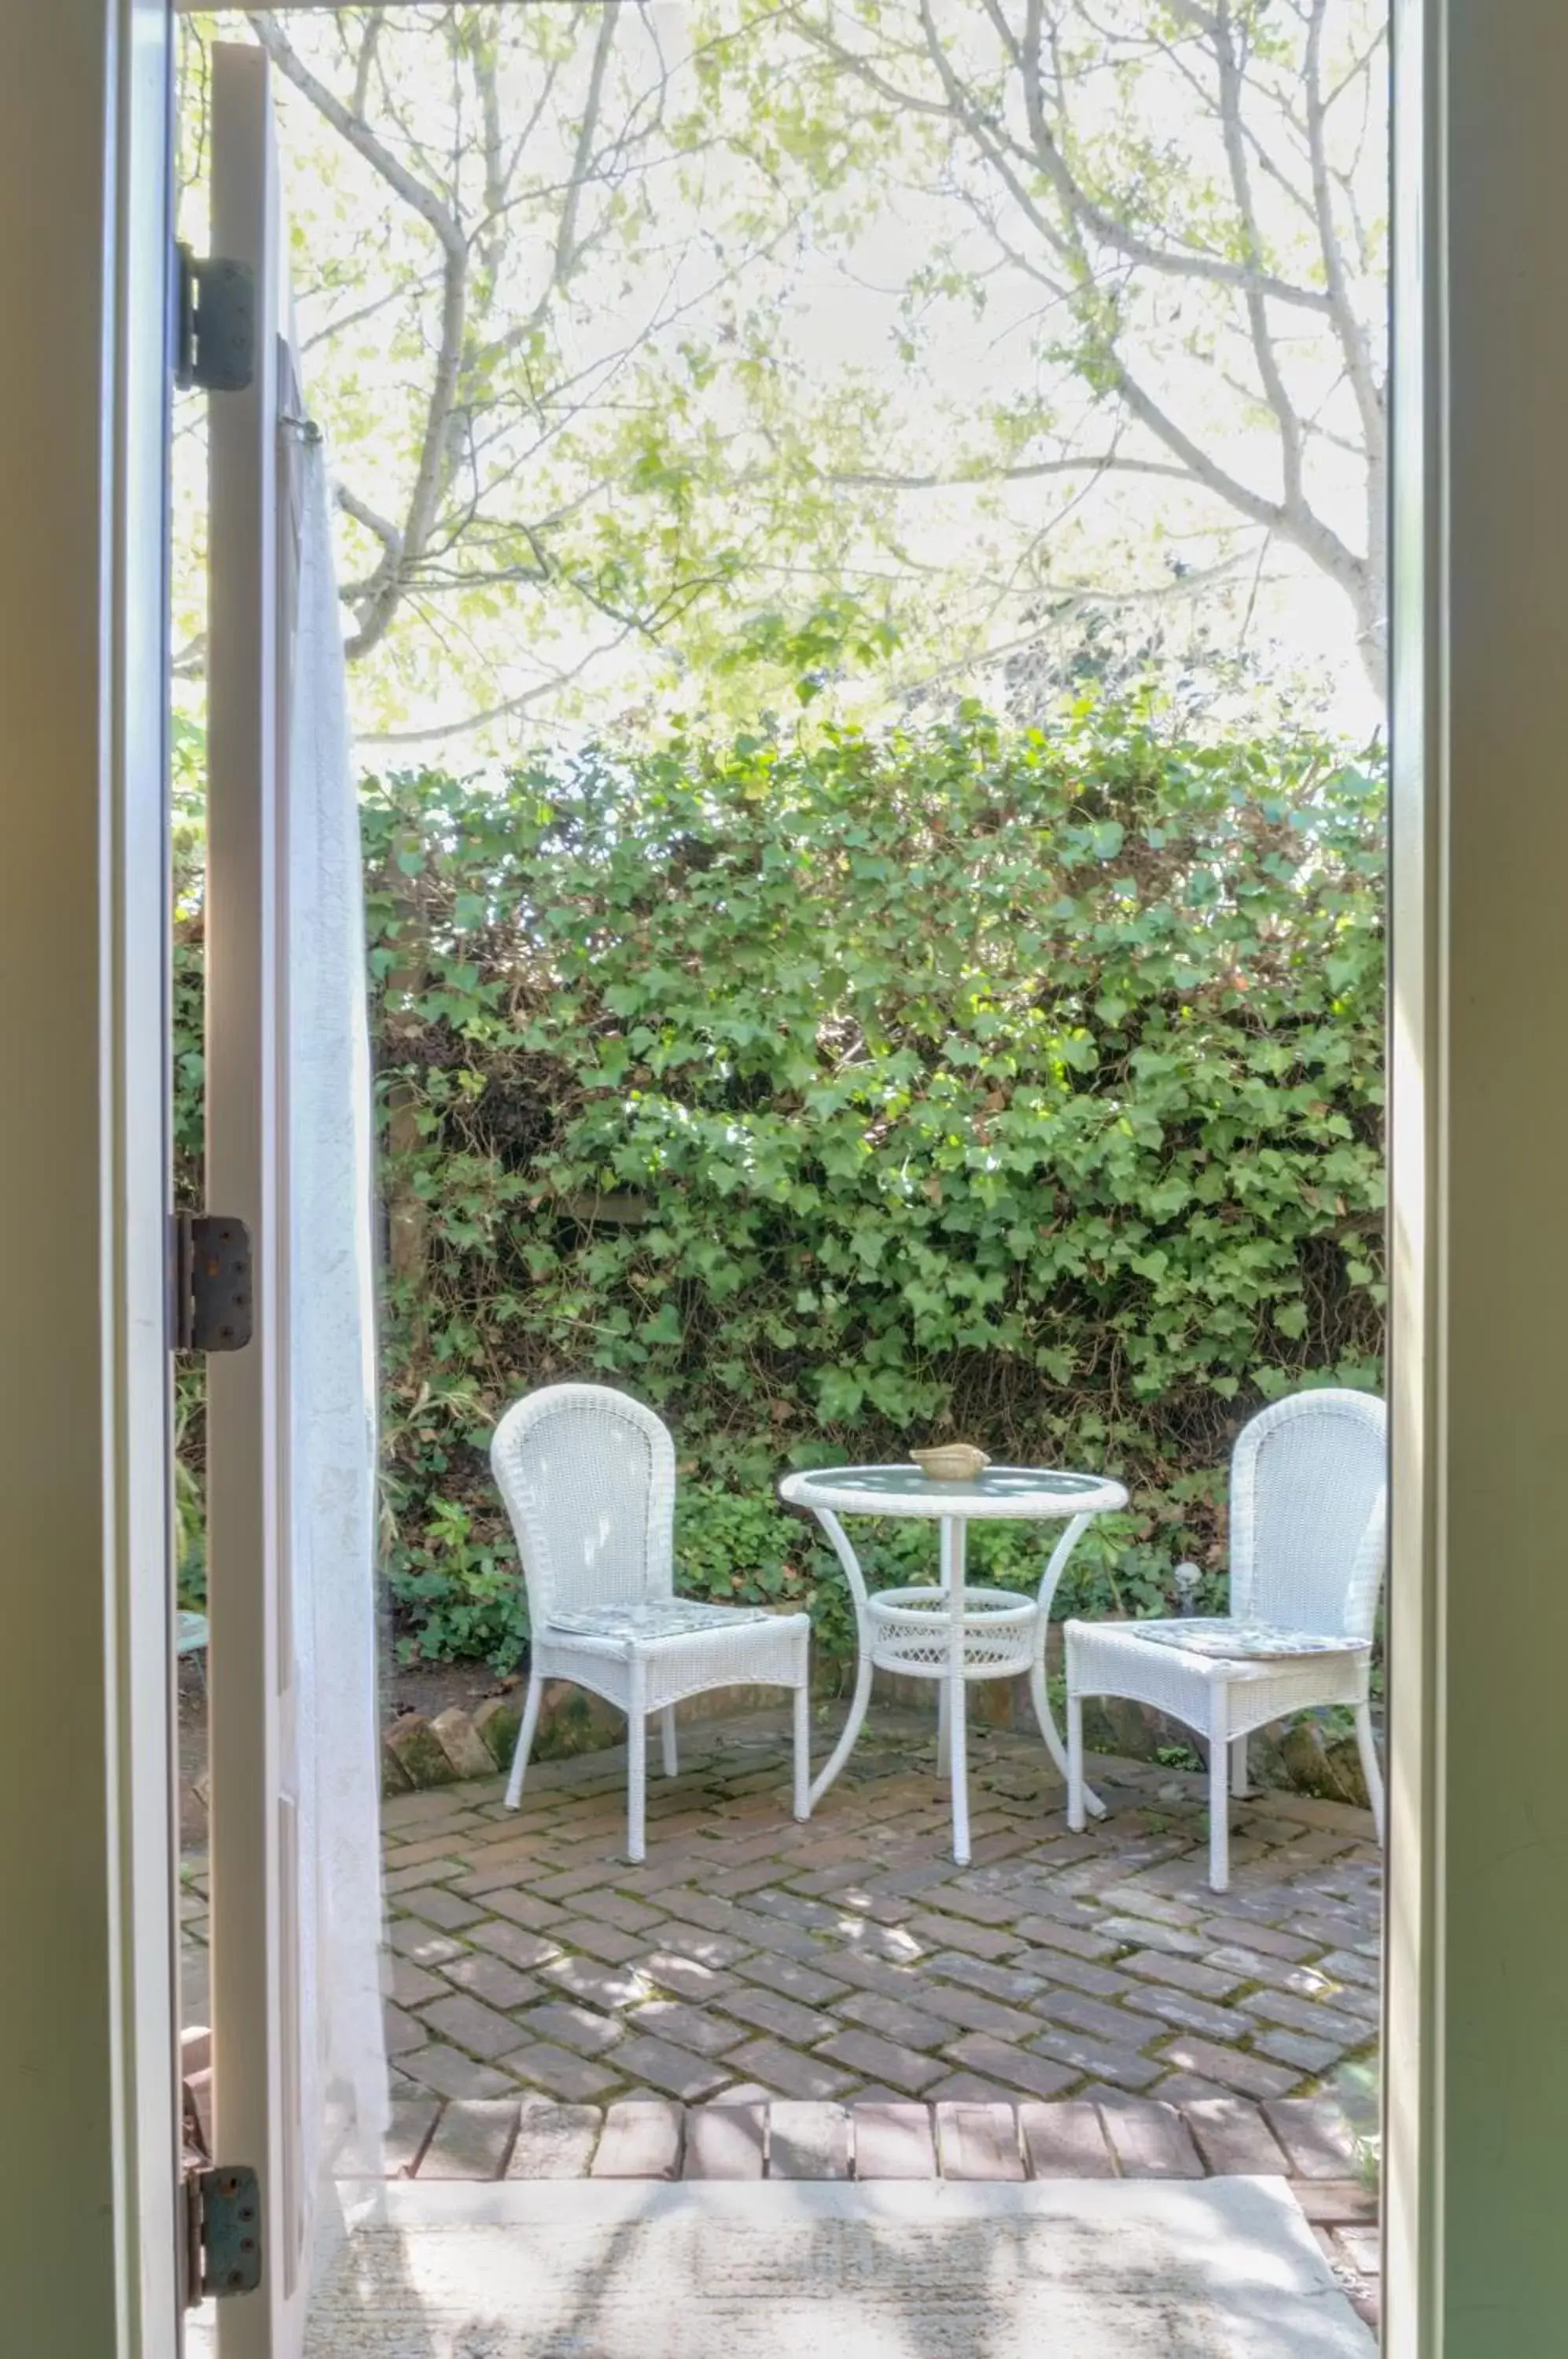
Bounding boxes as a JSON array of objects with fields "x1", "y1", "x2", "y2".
[{"x1": 910, "y1": 1442, "x2": 991, "y2": 1482}]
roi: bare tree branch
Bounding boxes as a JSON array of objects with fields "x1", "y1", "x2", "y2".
[
  {"x1": 250, "y1": 13, "x2": 470, "y2": 661},
  {"x1": 355, "y1": 627, "x2": 642, "y2": 747},
  {"x1": 249, "y1": 11, "x2": 463, "y2": 258},
  {"x1": 335, "y1": 479, "x2": 403, "y2": 559},
  {"x1": 550, "y1": 4, "x2": 617, "y2": 293},
  {"x1": 1304, "y1": 0, "x2": 1386, "y2": 471},
  {"x1": 1207, "y1": 6, "x2": 1305, "y2": 512},
  {"x1": 786, "y1": 0, "x2": 1386, "y2": 689},
  {"x1": 349, "y1": 10, "x2": 381, "y2": 125},
  {"x1": 996, "y1": 0, "x2": 1336, "y2": 312},
  {"x1": 822, "y1": 452, "x2": 1198, "y2": 491}
]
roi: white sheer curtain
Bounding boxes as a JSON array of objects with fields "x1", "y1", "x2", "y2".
[{"x1": 279, "y1": 361, "x2": 388, "y2": 2225}]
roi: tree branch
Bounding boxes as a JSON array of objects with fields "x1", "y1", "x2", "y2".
[
  {"x1": 355, "y1": 627, "x2": 641, "y2": 748},
  {"x1": 1110, "y1": 357, "x2": 1364, "y2": 605},
  {"x1": 1006, "y1": 0, "x2": 1334, "y2": 315},
  {"x1": 1304, "y1": 0, "x2": 1385, "y2": 471},
  {"x1": 345, "y1": 240, "x2": 467, "y2": 661},
  {"x1": 248, "y1": 11, "x2": 464, "y2": 259},
  {"x1": 821, "y1": 452, "x2": 1198, "y2": 491},
  {"x1": 335, "y1": 479, "x2": 403, "y2": 559},
  {"x1": 550, "y1": 3, "x2": 618, "y2": 294},
  {"x1": 251, "y1": 11, "x2": 470, "y2": 664},
  {"x1": 349, "y1": 11, "x2": 380, "y2": 125},
  {"x1": 1209, "y1": 6, "x2": 1305, "y2": 511}
]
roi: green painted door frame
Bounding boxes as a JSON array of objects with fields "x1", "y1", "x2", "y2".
[
  {"x1": 5, "y1": 0, "x2": 1568, "y2": 2351},
  {"x1": 1385, "y1": 4, "x2": 1568, "y2": 2350},
  {"x1": 0, "y1": 2, "x2": 181, "y2": 2353}
]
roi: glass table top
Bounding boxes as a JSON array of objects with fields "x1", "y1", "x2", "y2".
[{"x1": 778, "y1": 1463, "x2": 1128, "y2": 1518}]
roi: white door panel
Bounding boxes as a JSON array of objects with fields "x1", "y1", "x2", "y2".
[
  {"x1": 202, "y1": 42, "x2": 386, "y2": 2354},
  {"x1": 205, "y1": 41, "x2": 308, "y2": 2359}
]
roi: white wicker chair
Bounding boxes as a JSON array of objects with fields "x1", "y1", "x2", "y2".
[
  {"x1": 1065, "y1": 1387, "x2": 1386, "y2": 1892},
  {"x1": 489, "y1": 1382, "x2": 812, "y2": 1861}
]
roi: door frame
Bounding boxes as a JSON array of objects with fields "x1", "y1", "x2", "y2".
[
  {"x1": 0, "y1": 0, "x2": 181, "y2": 2352},
  {"x1": 21, "y1": 0, "x2": 1563, "y2": 2350},
  {"x1": 1384, "y1": 1, "x2": 1442, "y2": 2339},
  {"x1": 1385, "y1": 3, "x2": 1568, "y2": 2347}
]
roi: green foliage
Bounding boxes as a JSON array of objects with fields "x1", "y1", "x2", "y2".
[
  {"x1": 172, "y1": 716, "x2": 209, "y2": 1610},
  {"x1": 340, "y1": 691, "x2": 1382, "y2": 1666},
  {"x1": 171, "y1": 692, "x2": 1382, "y2": 1668}
]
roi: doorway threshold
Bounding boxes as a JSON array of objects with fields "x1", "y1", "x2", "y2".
[{"x1": 284, "y1": 2174, "x2": 1373, "y2": 2357}]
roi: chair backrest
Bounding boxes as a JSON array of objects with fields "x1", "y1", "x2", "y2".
[
  {"x1": 1229, "y1": 1388, "x2": 1387, "y2": 1641},
  {"x1": 489, "y1": 1383, "x2": 675, "y2": 1631}
]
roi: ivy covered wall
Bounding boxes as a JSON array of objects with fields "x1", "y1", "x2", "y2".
[{"x1": 175, "y1": 696, "x2": 1385, "y2": 1669}]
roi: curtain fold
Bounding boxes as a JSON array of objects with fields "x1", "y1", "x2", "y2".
[{"x1": 280, "y1": 381, "x2": 388, "y2": 2224}]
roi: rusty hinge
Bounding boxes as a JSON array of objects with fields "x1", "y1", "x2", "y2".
[
  {"x1": 182, "y1": 2163, "x2": 263, "y2": 2306},
  {"x1": 172, "y1": 1213, "x2": 253, "y2": 1352},
  {"x1": 179, "y1": 2028, "x2": 263, "y2": 2307}
]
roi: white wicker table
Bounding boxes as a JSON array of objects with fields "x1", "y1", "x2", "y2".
[{"x1": 778, "y1": 1463, "x2": 1128, "y2": 1865}]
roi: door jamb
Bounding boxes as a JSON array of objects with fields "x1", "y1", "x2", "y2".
[{"x1": 146, "y1": 3, "x2": 1474, "y2": 2353}]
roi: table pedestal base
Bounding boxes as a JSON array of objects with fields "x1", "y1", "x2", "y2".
[{"x1": 804, "y1": 1507, "x2": 1107, "y2": 1865}]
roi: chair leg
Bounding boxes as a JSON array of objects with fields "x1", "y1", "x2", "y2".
[
  {"x1": 1066, "y1": 1684, "x2": 1086, "y2": 1834},
  {"x1": 660, "y1": 1706, "x2": 679, "y2": 1779},
  {"x1": 1230, "y1": 1733, "x2": 1250, "y2": 1798},
  {"x1": 1355, "y1": 1701, "x2": 1386, "y2": 1842},
  {"x1": 792, "y1": 1679, "x2": 811, "y2": 1823},
  {"x1": 1209, "y1": 1691, "x2": 1231, "y2": 1893},
  {"x1": 626, "y1": 1654, "x2": 648, "y2": 1864},
  {"x1": 504, "y1": 1668, "x2": 543, "y2": 1812}
]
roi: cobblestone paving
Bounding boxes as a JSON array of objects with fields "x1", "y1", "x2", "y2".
[
  {"x1": 368, "y1": 1709, "x2": 1381, "y2": 2118},
  {"x1": 182, "y1": 1706, "x2": 1382, "y2": 2324}
]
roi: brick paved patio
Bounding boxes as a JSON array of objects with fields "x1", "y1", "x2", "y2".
[
  {"x1": 185, "y1": 1706, "x2": 1382, "y2": 2115},
  {"x1": 182, "y1": 1704, "x2": 1382, "y2": 2321},
  {"x1": 370, "y1": 1707, "x2": 1379, "y2": 2107}
]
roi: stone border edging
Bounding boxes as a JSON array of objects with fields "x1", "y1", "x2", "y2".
[
  {"x1": 385, "y1": 2090, "x2": 1374, "y2": 2193},
  {"x1": 381, "y1": 1679, "x2": 1377, "y2": 1809},
  {"x1": 378, "y1": 2092, "x2": 1379, "y2": 2326},
  {"x1": 384, "y1": 1697, "x2": 513, "y2": 1790},
  {"x1": 383, "y1": 1684, "x2": 783, "y2": 1791}
]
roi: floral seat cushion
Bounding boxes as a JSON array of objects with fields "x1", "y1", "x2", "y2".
[
  {"x1": 545, "y1": 1598, "x2": 775, "y2": 1643},
  {"x1": 1124, "y1": 1616, "x2": 1370, "y2": 1662}
]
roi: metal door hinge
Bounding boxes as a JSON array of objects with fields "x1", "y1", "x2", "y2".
[
  {"x1": 183, "y1": 2165, "x2": 263, "y2": 2306},
  {"x1": 175, "y1": 242, "x2": 256, "y2": 392},
  {"x1": 173, "y1": 1213, "x2": 253, "y2": 1352}
]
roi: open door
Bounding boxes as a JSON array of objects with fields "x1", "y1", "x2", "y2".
[{"x1": 203, "y1": 40, "x2": 386, "y2": 2358}]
